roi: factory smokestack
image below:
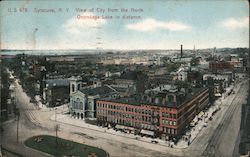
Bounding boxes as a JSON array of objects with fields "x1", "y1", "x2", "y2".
[{"x1": 181, "y1": 44, "x2": 183, "y2": 58}]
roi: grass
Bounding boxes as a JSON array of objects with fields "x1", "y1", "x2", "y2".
[{"x1": 24, "y1": 135, "x2": 108, "y2": 157}]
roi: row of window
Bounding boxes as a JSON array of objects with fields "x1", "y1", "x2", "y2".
[
  {"x1": 97, "y1": 103, "x2": 179, "y2": 117},
  {"x1": 98, "y1": 116, "x2": 154, "y2": 129},
  {"x1": 97, "y1": 103, "x2": 152, "y2": 115},
  {"x1": 97, "y1": 109, "x2": 152, "y2": 122},
  {"x1": 72, "y1": 100, "x2": 83, "y2": 110},
  {"x1": 162, "y1": 119, "x2": 177, "y2": 126},
  {"x1": 97, "y1": 107, "x2": 179, "y2": 122},
  {"x1": 98, "y1": 116, "x2": 177, "y2": 134},
  {"x1": 162, "y1": 127, "x2": 177, "y2": 135},
  {"x1": 161, "y1": 112, "x2": 177, "y2": 119}
]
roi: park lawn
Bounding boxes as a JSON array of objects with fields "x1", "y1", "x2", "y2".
[{"x1": 24, "y1": 135, "x2": 108, "y2": 157}]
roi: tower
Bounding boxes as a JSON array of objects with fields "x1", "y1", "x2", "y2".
[{"x1": 69, "y1": 76, "x2": 81, "y2": 95}]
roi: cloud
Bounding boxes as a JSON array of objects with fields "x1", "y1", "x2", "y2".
[
  {"x1": 126, "y1": 18, "x2": 190, "y2": 32},
  {"x1": 221, "y1": 17, "x2": 248, "y2": 29},
  {"x1": 63, "y1": 12, "x2": 106, "y2": 35}
]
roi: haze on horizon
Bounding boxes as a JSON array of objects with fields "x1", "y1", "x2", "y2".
[{"x1": 1, "y1": 0, "x2": 249, "y2": 50}]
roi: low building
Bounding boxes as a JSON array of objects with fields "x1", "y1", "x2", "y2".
[
  {"x1": 96, "y1": 86, "x2": 209, "y2": 140},
  {"x1": 203, "y1": 73, "x2": 232, "y2": 88}
]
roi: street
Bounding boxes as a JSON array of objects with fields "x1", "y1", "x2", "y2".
[{"x1": 1, "y1": 77, "x2": 249, "y2": 157}]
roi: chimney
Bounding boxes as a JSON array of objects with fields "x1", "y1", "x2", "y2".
[{"x1": 181, "y1": 44, "x2": 183, "y2": 58}]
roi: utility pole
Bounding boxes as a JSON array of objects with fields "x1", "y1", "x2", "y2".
[
  {"x1": 54, "y1": 124, "x2": 60, "y2": 156},
  {"x1": 14, "y1": 84, "x2": 20, "y2": 144},
  {"x1": 16, "y1": 108, "x2": 20, "y2": 144}
]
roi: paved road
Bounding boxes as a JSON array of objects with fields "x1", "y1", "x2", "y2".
[
  {"x1": 2, "y1": 79, "x2": 177, "y2": 157},
  {"x1": 1, "y1": 77, "x2": 248, "y2": 157},
  {"x1": 1, "y1": 147, "x2": 24, "y2": 157},
  {"x1": 201, "y1": 80, "x2": 249, "y2": 157}
]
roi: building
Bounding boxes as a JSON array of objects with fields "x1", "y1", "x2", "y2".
[
  {"x1": 203, "y1": 73, "x2": 232, "y2": 87},
  {"x1": 96, "y1": 86, "x2": 209, "y2": 140},
  {"x1": 42, "y1": 79, "x2": 70, "y2": 107},
  {"x1": 114, "y1": 71, "x2": 148, "y2": 95},
  {"x1": 69, "y1": 77, "x2": 119, "y2": 119},
  {"x1": 209, "y1": 61, "x2": 233, "y2": 73},
  {"x1": 203, "y1": 72, "x2": 233, "y2": 97}
]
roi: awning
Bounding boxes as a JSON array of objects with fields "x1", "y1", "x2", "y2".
[
  {"x1": 125, "y1": 127, "x2": 134, "y2": 131},
  {"x1": 140, "y1": 129, "x2": 155, "y2": 136},
  {"x1": 198, "y1": 111, "x2": 204, "y2": 118},
  {"x1": 215, "y1": 93, "x2": 222, "y2": 97},
  {"x1": 115, "y1": 124, "x2": 125, "y2": 130},
  {"x1": 190, "y1": 121, "x2": 196, "y2": 127}
]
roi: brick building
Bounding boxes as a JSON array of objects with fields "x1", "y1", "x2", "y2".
[
  {"x1": 96, "y1": 87, "x2": 209, "y2": 140},
  {"x1": 209, "y1": 61, "x2": 233, "y2": 73}
]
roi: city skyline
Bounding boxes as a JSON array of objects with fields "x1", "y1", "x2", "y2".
[{"x1": 1, "y1": 0, "x2": 249, "y2": 50}]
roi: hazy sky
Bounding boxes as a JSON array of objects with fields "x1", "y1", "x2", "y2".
[{"x1": 1, "y1": 0, "x2": 249, "y2": 50}]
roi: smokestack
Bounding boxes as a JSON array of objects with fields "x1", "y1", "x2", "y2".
[{"x1": 181, "y1": 44, "x2": 183, "y2": 58}]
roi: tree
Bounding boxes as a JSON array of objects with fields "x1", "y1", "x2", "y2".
[{"x1": 191, "y1": 57, "x2": 200, "y2": 66}]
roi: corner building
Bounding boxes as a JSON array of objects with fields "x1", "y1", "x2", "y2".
[{"x1": 96, "y1": 87, "x2": 209, "y2": 140}]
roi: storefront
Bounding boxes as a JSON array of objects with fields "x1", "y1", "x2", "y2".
[{"x1": 140, "y1": 129, "x2": 155, "y2": 137}]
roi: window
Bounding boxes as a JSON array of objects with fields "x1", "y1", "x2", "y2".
[
  {"x1": 162, "y1": 112, "x2": 165, "y2": 117},
  {"x1": 169, "y1": 120, "x2": 172, "y2": 126},
  {"x1": 168, "y1": 95, "x2": 174, "y2": 103},
  {"x1": 71, "y1": 84, "x2": 75, "y2": 92},
  {"x1": 168, "y1": 128, "x2": 170, "y2": 134},
  {"x1": 173, "y1": 114, "x2": 177, "y2": 119},
  {"x1": 80, "y1": 102, "x2": 83, "y2": 109},
  {"x1": 173, "y1": 121, "x2": 176, "y2": 126},
  {"x1": 171, "y1": 129, "x2": 175, "y2": 134}
]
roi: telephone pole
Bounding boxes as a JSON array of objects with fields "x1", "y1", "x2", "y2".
[
  {"x1": 55, "y1": 124, "x2": 60, "y2": 156},
  {"x1": 16, "y1": 108, "x2": 20, "y2": 144},
  {"x1": 14, "y1": 84, "x2": 20, "y2": 144}
]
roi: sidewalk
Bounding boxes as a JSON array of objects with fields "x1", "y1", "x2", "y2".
[
  {"x1": 50, "y1": 81, "x2": 242, "y2": 149},
  {"x1": 177, "y1": 82, "x2": 242, "y2": 148},
  {"x1": 50, "y1": 114, "x2": 177, "y2": 148}
]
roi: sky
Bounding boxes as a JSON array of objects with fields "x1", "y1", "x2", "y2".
[{"x1": 0, "y1": 0, "x2": 249, "y2": 50}]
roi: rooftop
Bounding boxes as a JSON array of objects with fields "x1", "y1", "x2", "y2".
[
  {"x1": 46, "y1": 79, "x2": 70, "y2": 87},
  {"x1": 79, "y1": 85, "x2": 117, "y2": 96},
  {"x1": 99, "y1": 87, "x2": 208, "y2": 108}
]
